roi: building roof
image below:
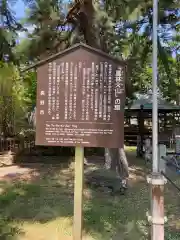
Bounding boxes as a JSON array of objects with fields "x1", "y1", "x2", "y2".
[{"x1": 127, "y1": 92, "x2": 180, "y2": 111}]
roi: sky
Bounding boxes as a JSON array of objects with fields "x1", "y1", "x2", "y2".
[
  {"x1": 13, "y1": 0, "x2": 70, "y2": 19},
  {"x1": 13, "y1": 0, "x2": 26, "y2": 20},
  {"x1": 13, "y1": 0, "x2": 33, "y2": 39},
  {"x1": 13, "y1": 0, "x2": 69, "y2": 39}
]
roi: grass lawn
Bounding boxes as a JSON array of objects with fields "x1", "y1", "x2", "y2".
[{"x1": 0, "y1": 147, "x2": 180, "y2": 240}]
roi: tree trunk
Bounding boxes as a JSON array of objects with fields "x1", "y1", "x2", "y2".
[
  {"x1": 76, "y1": 0, "x2": 129, "y2": 184},
  {"x1": 105, "y1": 148, "x2": 129, "y2": 183},
  {"x1": 1, "y1": 96, "x2": 14, "y2": 138}
]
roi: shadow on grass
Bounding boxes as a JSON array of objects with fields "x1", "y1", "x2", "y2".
[
  {"x1": 0, "y1": 164, "x2": 74, "y2": 239},
  {"x1": 84, "y1": 181, "x2": 150, "y2": 240},
  {"x1": 0, "y1": 149, "x2": 179, "y2": 239},
  {"x1": 0, "y1": 163, "x2": 150, "y2": 240}
]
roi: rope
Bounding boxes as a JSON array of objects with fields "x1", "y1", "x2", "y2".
[
  {"x1": 161, "y1": 171, "x2": 180, "y2": 193},
  {"x1": 162, "y1": 156, "x2": 180, "y2": 171}
]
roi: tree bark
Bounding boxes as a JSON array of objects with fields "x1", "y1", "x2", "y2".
[
  {"x1": 105, "y1": 148, "x2": 129, "y2": 181},
  {"x1": 82, "y1": 0, "x2": 129, "y2": 183},
  {"x1": 1, "y1": 96, "x2": 14, "y2": 138},
  {"x1": 66, "y1": 0, "x2": 129, "y2": 184}
]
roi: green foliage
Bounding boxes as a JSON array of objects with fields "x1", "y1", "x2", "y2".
[
  {"x1": 159, "y1": 57, "x2": 180, "y2": 103},
  {"x1": 0, "y1": 62, "x2": 31, "y2": 135},
  {"x1": 23, "y1": 70, "x2": 37, "y2": 106},
  {"x1": 21, "y1": 0, "x2": 68, "y2": 60},
  {"x1": 0, "y1": 0, "x2": 24, "y2": 62},
  {"x1": 0, "y1": 61, "x2": 14, "y2": 95},
  {"x1": 1, "y1": 0, "x2": 179, "y2": 122},
  {"x1": 16, "y1": 0, "x2": 179, "y2": 103},
  {"x1": 14, "y1": 38, "x2": 32, "y2": 63}
]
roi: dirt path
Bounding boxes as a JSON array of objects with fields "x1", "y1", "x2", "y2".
[{"x1": 0, "y1": 166, "x2": 31, "y2": 177}]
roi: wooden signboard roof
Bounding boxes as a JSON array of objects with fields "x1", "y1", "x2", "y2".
[{"x1": 24, "y1": 43, "x2": 127, "y2": 71}]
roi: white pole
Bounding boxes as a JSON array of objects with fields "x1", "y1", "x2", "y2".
[
  {"x1": 152, "y1": 0, "x2": 158, "y2": 172},
  {"x1": 147, "y1": 2, "x2": 166, "y2": 239}
]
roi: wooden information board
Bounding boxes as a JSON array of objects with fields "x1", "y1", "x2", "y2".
[{"x1": 36, "y1": 44, "x2": 126, "y2": 148}]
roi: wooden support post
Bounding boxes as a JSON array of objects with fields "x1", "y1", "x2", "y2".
[
  {"x1": 147, "y1": 173, "x2": 167, "y2": 240},
  {"x1": 73, "y1": 147, "x2": 84, "y2": 240}
]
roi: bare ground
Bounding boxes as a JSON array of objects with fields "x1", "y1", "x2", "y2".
[{"x1": 0, "y1": 147, "x2": 179, "y2": 240}]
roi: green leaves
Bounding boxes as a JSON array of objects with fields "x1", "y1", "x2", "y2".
[
  {"x1": 0, "y1": 61, "x2": 14, "y2": 96},
  {"x1": 1, "y1": 0, "x2": 178, "y2": 103},
  {"x1": 0, "y1": 0, "x2": 25, "y2": 62},
  {"x1": 23, "y1": 70, "x2": 37, "y2": 106}
]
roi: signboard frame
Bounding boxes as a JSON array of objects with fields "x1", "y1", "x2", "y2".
[{"x1": 35, "y1": 43, "x2": 126, "y2": 149}]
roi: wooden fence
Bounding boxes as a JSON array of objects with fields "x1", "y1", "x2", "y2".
[{"x1": 0, "y1": 136, "x2": 35, "y2": 154}]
